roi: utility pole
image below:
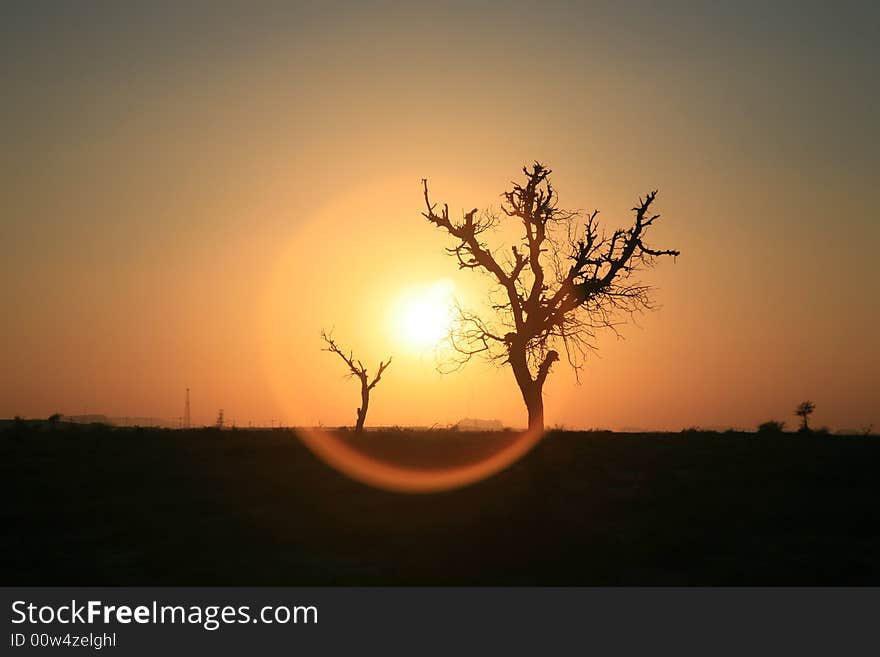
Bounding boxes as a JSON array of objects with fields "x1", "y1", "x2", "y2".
[{"x1": 184, "y1": 388, "x2": 191, "y2": 429}]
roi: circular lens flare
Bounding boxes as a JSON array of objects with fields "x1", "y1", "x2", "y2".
[{"x1": 296, "y1": 426, "x2": 545, "y2": 493}]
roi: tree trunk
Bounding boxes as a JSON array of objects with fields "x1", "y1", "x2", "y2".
[
  {"x1": 355, "y1": 382, "x2": 369, "y2": 433},
  {"x1": 524, "y1": 385, "x2": 544, "y2": 433},
  {"x1": 509, "y1": 346, "x2": 545, "y2": 433}
]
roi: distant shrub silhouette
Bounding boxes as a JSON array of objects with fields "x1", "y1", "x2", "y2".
[
  {"x1": 758, "y1": 420, "x2": 785, "y2": 434},
  {"x1": 680, "y1": 426, "x2": 715, "y2": 436},
  {"x1": 795, "y1": 401, "x2": 816, "y2": 432}
]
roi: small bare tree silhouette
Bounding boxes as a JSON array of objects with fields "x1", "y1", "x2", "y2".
[
  {"x1": 795, "y1": 401, "x2": 816, "y2": 432},
  {"x1": 321, "y1": 330, "x2": 392, "y2": 433}
]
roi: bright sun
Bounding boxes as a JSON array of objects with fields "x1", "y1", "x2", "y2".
[{"x1": 394, "y1": 280, "x2": 455, "y2": 348}]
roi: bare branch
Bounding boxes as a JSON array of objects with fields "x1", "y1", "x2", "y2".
[
  {"x1": 320, "y1": 329, "x2": 366, "y2": 382},
  {"x1": 368, "y1": 357, "x2": 392, "y2": 390}
]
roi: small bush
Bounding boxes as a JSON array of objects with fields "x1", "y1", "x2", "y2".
[
  {"x1": 757, "y1": 420, "x2": 785, "y2": 434},
  {"x1": 680, "y1": 426, "x2": 714, "y2": 435}
]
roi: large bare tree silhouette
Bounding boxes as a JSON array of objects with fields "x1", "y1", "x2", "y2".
[
  {"x1": 421, "y1": 163, "x2": 679, "y2": 432},
  {"x1": 321, "y1": 330, "x2": 392, "y2": 433}
]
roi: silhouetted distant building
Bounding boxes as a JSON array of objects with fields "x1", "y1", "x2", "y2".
[
  {"x1": 66, "y1": 414, "x2": 113, "y2": 425},
  {"x1": 67, "y1": 415, "x2": 175, "y2": 428},
  {"x1": 455, "y1": 418, "x2": 504, "y2": 431}
]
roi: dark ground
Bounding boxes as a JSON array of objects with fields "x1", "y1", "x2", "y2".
[{"x1": 2, "y1": 425, "x2": 879, "y2": 585}]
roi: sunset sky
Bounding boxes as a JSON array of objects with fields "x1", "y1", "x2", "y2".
[{"x1": 2, "y1": 1, "x2": 878, "y2": 431}]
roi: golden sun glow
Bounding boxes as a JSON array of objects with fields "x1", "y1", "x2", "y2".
[{"x1": 393, "y1": 280, "x2": 455, "y2": 349}]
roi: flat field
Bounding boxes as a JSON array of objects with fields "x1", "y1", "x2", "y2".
[{"x1": 3, "y1": 426, "x2": 879, "y2": 584}]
